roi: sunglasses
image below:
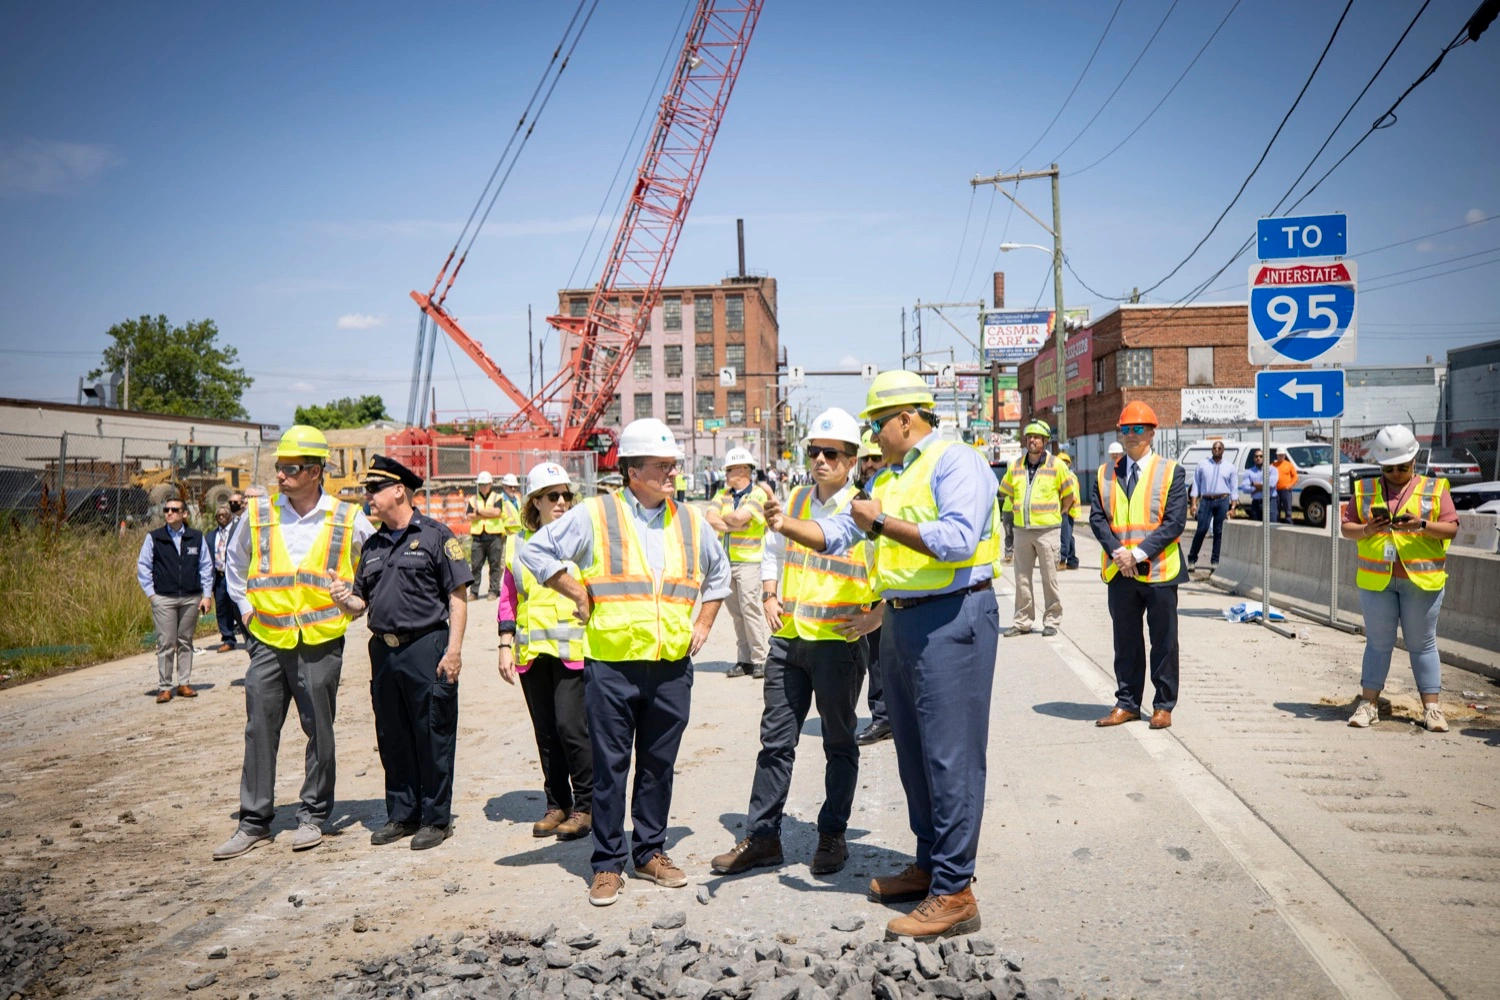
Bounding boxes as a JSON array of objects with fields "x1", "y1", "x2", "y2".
[
  {"x1": 1382, "y1": 462, "x2": 1414, "y2": 472},
  {"x1": 539, "y1": 490, "x2": 573, "y2": 503},
  {"x1": 1117, "y1": 424, "x2": 1151, "y2": 436},
  {"x1": 275, "y1": 463, "x2": 316, "y2": 476},
  {"x1": 867, "y1": 409, "x2": 913, "y2": 434},
  {"x1": 807, "y1": 446, "x2": 846, "y2": 462},
  {"x1": 162, "y1": 506, "x2": 184, "y2": 514},
  {"x1": 363, "y1": 480, "x2": 399, "y2": 495}
]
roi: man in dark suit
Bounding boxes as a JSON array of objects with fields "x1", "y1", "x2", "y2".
[
  {"x1": 208, "y1": 498, "x2": 247, "y2": 651},
  {"x1": 1088, "y1": 402, "x2": 1188, "y2": 730}
]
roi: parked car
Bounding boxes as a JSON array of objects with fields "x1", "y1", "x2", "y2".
[
  {"x1": 1414, "y1": 446, "x2": 1484, "y2": 487},
  {"x1": 1176, "y1": 439, "x2": 1379, "y2": 529},
  {"x1": 1451, "y1": 480, "x2": 1500, "y2": 511}
]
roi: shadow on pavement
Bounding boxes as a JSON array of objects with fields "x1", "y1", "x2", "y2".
[
  {"x1": 492, "y1": 824, "x2": 693, "y2": 882},
  {"x1": 698, "y1": 811, "x2": 911, "y2": 901},
  {"x1": 1032, "y1": 701, "x2": 1113, "y2": 721},
  {"x1": 484, "y1": 790, "x2": 547, "y2": 824},
  {"x1": 1459, "y1": 725, "x2": 1500, "y2": 747}
]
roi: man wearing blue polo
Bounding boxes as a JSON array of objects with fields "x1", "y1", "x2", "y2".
[{"x1": 764, "y1": 370, "x2": 999, "y2": 942}]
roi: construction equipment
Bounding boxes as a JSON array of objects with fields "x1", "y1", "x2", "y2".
[
  {"x1": 132, "y1": 444, "x2": 248, "y2": 515},
  {"x1": 389, "y1": 1, "x2": 764, "y2": 475}
]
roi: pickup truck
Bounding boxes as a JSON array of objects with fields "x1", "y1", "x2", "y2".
[{"x1": 1176, "y1": 439, "x2": 1379, "y2": 528}]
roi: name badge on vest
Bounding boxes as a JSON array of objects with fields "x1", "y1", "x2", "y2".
[{"x1": 1383, "y1": 541, "x2": 1396, "y2": 562}]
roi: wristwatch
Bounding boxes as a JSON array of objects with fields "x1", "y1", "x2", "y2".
[{"x1": 869, "y1": 513, "x2": 887, "y2": 537}]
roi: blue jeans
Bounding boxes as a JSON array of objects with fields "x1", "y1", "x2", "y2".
[
  {"x1": 1187, "y1": 497, "x2": 1230, "y2": 565},
  {"x1": 1059, "y1": 512, "x2": 1078, "y2": 568},
  {"x1": 1357, "y1": 579, "x2": 1444, "y2": 694}
]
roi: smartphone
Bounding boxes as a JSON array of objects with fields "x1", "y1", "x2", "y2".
[
  {"x1": 853, "y1": 488, "x2": 870, "y2": 502},
  {"x1": 1370, "y1": 505, "x2": 1390, "y2": 520},
  {"x1": 1392, "y1": 512, "x2": 1415, "y2": 524}
]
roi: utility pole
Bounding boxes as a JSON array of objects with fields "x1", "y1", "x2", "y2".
[
  {"x1": 970, "y1": 163, "x2": 1069, "y2": 446},
  {"x1": 901, "y1": 308, "x2": 907, "y2": 370},
  {"x1": 122, "y1": 349, "x2": 131, "y2": 411}
]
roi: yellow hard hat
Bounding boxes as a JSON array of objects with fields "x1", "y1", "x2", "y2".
[
  {"x1": 860, "y1": 369, "x2": 936, "y2": 419},
  {"x1": 1056, "y1": 451, "x2": 1072, "y2": 464},
  {"x1": 857, "y1": 430, "x2": 881, "y2": 459},
  {"x1": 276, "y1": 424, "x2": 330, "y2": 460}
]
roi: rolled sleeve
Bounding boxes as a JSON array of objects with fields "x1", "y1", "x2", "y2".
[
  {"x1": 226, "y1": 521, "x2": 252, "y2": 617},
  {"x1": 698, "y1": 524, "x2": 732, "y2": 602},
  {"x1": 520, "y1": 504, "x2": 592, "y2": 586},
  {"x1": 136, "y1": 535, "x2": 154, "y2": 597},
  {"x1": 816, "y1": 510, "x2": 861, "y2": 556},
  {"x1": 916, "y1": 446, "x2": 993, "y2": 562}
]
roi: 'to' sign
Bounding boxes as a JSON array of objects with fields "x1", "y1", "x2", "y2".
[{"x1": 1257, "y1": 214, "x2": 1347, "y2": 260}]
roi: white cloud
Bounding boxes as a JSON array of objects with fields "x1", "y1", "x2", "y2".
[
  {"x1": 1415, "y1": 240, "x2": 1435, "y2": 253},
  {"x1": 0, "y1": 137, "x2": 122, "y2": 197},
  {"x1": 839, "y1": 354, "x2": 860, "y2": 367},
  {"x1": 336, "y1": 313, "x2": 385, "y2": 330},
  {"x1": 1466, "y1": 208, "x2": 1487, "y2": 225},
  {"x1": 288, "y1": 381, "x2": 317, "y2": 393}
]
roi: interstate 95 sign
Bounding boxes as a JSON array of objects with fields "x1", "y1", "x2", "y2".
[{"x1": 1247, "y1": 260, "x2": 1357, "y2": 365}]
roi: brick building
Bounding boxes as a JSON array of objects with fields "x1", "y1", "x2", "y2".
[{"x1": 556, "y1": 275, "x2": 780, "y2": 474}]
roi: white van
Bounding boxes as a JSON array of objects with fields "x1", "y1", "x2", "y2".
[{"x1": 1176, "y1": 439, "x2": 1379, "y2": 528}]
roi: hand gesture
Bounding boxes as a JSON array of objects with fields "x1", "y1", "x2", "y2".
[
  {"x1": 833, "y1": 604, "x2": 883, "y2": 640},
  {"x1": 850, "y1": 497, "x2": 882, "y2": 531},
  {"x1": 763, "y1": 593, "x2": 784, "y2": 633},
  {"x1": 438, "y1": 647, "x2": 462, "y2": 683},
  {"x1": 497, "y1": 645, "x2": 517, "y2": 685},
  {"x1": 761, "y1": 494, "x2": 785, "y2": 532},
  {"x1": 197, "y1": 597, "x2": 212, "y2": 615},
  {"x1": 329, "y1": 580, "x2": 352, "y2": 603}
]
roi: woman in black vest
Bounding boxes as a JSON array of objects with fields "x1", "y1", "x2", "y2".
[{"x1": 135, "y1": 501, "x2": 214, "y2": 702}]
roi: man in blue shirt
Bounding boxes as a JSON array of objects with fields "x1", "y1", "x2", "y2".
[
  {"x1": 1187, "y1": 441, "x2": 1238, "y2": 570},
  {"x1": 1242, "y1": 448, "x2": 1278, "y2": 523},
  {"x1": 136, "y1": 499, "x2": 214, "y2": 702}
]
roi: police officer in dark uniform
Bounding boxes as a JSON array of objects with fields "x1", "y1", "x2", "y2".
[{"x1": 329, "y1": 455, "x2": 473, "y2": 850}]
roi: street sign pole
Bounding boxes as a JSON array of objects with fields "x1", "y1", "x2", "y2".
[{"x1": 1330, "y1": 415, "x2": 1341, "y2": 627}]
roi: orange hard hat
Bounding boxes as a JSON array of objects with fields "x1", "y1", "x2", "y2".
[{"x1": 1117, "y1": 401, "x2": 1158, "y2": 427}]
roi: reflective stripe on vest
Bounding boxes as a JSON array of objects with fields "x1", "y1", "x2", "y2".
[
  {"x1": 868, "y1": 440, "x2": 998, "y2": 596},
  {"x1": 508, "y1": 531, "x2": 590, "y2": 666},
  {"x1": 581, "y1": 493, "x2": 702, "y2": 661},
  {"x1": 1001, "y1": 455, "x2": 1068, "y2": 528},
  {"x1": 775, "y1": 485, "x2": 876, "y2": 642},
  {"x1": 468, "y1": 491, "x2": 506, "y2": 535},
  {"x1": 1096, "y1": 455, "x2": 1182, "y2": 584},
  {"x1": 245, "y1": 495, "x2": 359, "y2": 648},
  {"x1": 715, "y1": 485, "x2": 770, "y2": 563},
  {"x1": 1350, "y1": 476, "x2": 1450, "y2": 592}
]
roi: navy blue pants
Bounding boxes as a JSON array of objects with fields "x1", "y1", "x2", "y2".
[
  {"x1": 881, "y1": 586, "x2": 1000, "y2": 896},
  {"x1": 583, "y1": 657, "x2": 692, "y2": 875},
  {"x1": 1059, "y1": 512, "x2": 1078, "y2": 568},
  {"x1": 213, "y1": 572, "x2": 245, "y2": 645},
  {"x1": 1107, "y1": 578, "x2": 1179, "y2": 714},
  {"x1": 1187, "y1": 497, "x2": 1230, "y2": 565},
  {"x1": 864, "y1": 627, "x2": 887, "y2": 727},
  {"x1": 369, "y1": 630, "x2": 459, "y2": 828}
]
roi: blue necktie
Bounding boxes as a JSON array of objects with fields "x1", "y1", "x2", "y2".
[{"x1": 1125, "y1": 463, "x2": 1138, "y2": 498}]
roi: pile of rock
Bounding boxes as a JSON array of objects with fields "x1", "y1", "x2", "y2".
[
  {"x1": 0, "y1": 884, "x2": 76, "y2": 999},
  {"x1": 317, "y1": 917, "x2": 1066, "y2": 1000}
]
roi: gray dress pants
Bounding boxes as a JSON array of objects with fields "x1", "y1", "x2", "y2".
[
  {"x1": 151, "y1": 594, "x2": 201, "y2": 690},
  {"x1": 238, "y1": 635, "x2": 343, "y2": 834}
]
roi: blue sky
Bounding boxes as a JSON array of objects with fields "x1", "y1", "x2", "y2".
[{"x1": 2, "y1": 0, "x2": 1497, "y2": 426}]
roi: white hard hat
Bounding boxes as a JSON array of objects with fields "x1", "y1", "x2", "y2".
[
  {"x1": 525, "y1": 462, "x2": 572, "y2": 500},
  {"x1": 722, "y1": 446, "x2": 757, "y2": 470},
  {"x1": 500, "y1": 473, "x2": 520, "y2": 487},
  {"x1": 1108, "y1": 442, "x2": 1124, "y2": 456},
  {"x1": 1369, "y1": 424, "x2": 1419, "y2": 466},
  {"x1": 475, "y1": 471, "x2": 493, "y2": 485},
  {"x1": 617, "y1": 418, "x2": 682, "y2": 459},
  {"x1": 804, "y1": 408, "x2": 861, "y2": 448}
]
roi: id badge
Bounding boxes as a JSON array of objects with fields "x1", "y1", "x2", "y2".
[{"x1": 1382, "y1": 541, "x2": 1396, "y2": 563}]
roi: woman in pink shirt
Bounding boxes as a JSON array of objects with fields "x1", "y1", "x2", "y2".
[{"x1": 497, "y1": 463, "x2": 593, "y2": 840}]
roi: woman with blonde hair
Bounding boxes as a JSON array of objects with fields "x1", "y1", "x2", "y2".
[{"x1": 497, "y1": 463, "x2": 593, "y2": 840}]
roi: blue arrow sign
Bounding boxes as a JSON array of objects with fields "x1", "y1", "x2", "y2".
[
  {"x1": 1255, "y1": 370, "x2": 1345, "y2": 420},
  {"x1": 1258, "y1": 214, "x2": 1347, "y2": 260}
]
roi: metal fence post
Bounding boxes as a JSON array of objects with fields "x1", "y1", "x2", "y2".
[{"x1": 58, "y1": 431, "x2": 68, "y2": 511}]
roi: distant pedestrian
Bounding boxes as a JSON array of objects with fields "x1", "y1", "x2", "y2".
[
  {"x1": 708, "y1": 448, "x2": 774, "y2": 679},
  {"x1": 466, "y1": 471, "x2": 506, "y2": 600},
  {"x1": 674, "y1": 470, "x2": 688, "y2": 503},
  {"x1": 999, "y1": 420, "x2": 1075, "y2": 638},
  {"x1": 137, "y1": 498, "x2": 213, "y2": 703},
  {"x1": 208, "y1": 499, "x2": 247, "y2": 650},
  {"x1": 1091, "y1": 402, "x2": 1188, "y2": 731},
  {"x1": 853, "y1": 431, "x2": 891, "y2": 746},
  {"x1": 497, "y1": 462, "x2": 594, "y2": 843},
  {"x1": 1187, "y1": 441, "x2": 1238, "y2": 571},
  {"x1": 1242, "y1": 448, "x2": 1277, "y2": 522},
  {"x1": 1340, "y1": 426, "x2": 1459, "y2": 733},
  {"x1": 1056, "y1": 451, "x2": 1080, "y2": 571},
  {"x1": 1270, "y1": 449, "x2": 1298, "y2": 524},
  {"x1": 1000, "y1": 492, "x2": 1014, "y2": 564}
]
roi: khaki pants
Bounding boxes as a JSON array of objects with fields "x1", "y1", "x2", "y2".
[
  {"x1": 726, "y1": 560, "x2": 771, "y2": 667},
  {"x1": 1012, "y1": 525, "x2": 1062, "y2": 630},
  {"x1": 151, "y1": 594, "x2": 201, "y2": 691}
]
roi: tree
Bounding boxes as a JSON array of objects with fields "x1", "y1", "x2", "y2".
[
  {"x1": 90, "y1": 315, "x2": 252, "y2": 421},
  {"x1": 294, "y1": 394, "x2": 390, "y2": 430}
]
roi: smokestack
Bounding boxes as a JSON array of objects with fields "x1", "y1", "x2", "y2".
[
  {"x1": 737, "y1": 218, "x2": 746, "y2": 278},
  {"x1": 992, "y1": 272, "x2": 1005, "y2": 308}
]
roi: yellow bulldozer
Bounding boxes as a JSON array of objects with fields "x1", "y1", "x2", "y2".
[{"x1": 131, "y1": 443, "x2": 247, "y2": 517}]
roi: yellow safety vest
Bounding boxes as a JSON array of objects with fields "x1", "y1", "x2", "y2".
[
  {"x1": 868, "y1": 439, "x2": 999, "y2": 595},
  {"x1": 467, "y1": 490, "x2": 506, "y2": 536},
  {"x1": 1095, "y1": 455, "x2": 1182, "y2": 584},
  {"x1": 507, "y1": 531, "x2": 588, "y2": 666},
  {"x1": 714, "y1": 484, "x2": 772, "y2": 563},
  {"x1": 581, "y1": 493, "x2": 704, "y2": 662},
  {"x1": 1350, "y1": 476, "x2": 1450, "y2": 592},
  {"x1": 1000, "y1": 454, "x2": 1072, "y2": 528},
  {"x1": 500, "y1": 493, "x2": 523, "y2": 535},
  {"x1": 775, "y1": 484, "x2": 876, "y2": 642},
  {"x1": 245, "y1": 495, "x2": 359, "y2": 648}
]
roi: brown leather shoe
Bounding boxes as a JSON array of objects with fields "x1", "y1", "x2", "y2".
[
  {"x1": 155, "y1": 689, "x2": 172, "y2": 704},
  {"x1": 811, "y1": 833, "x2": 847, "y2": 875},
  {"x1": 711, "y1": 835, "x2": 783, "y2": 875},
  {"x1": 588, "y1": 871, "x2": 623, "y2": 907},
  {"x1": 869, "y1": 863, "x2": 931, "y2": 904},
  {"x1": 553, "y1": 811, "x2": 592, "y2": 841},
  {"x1": 532, "y1": 808, "x2": 567, "y2": 837},
  {"x1": 634, "y1": 851, "x2": 687, "y2": 887},
  {"x1": 216, "y1": 643, "x2": 234, "y2": 653},
  {"x1": 1095, "y1": 707, "x2": 1141, "y2": 727},
  {"x1": 885, "y1": 887, "x2": 981, "y2": 941},
  {"x1": 1149, "y1": 709, "x2": 1172, "y2": 729},
  {"x1": 175, "y1": 685, "x2": 197, "y2": 698}
]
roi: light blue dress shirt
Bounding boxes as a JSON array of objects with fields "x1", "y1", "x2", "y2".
[
  {"x1": 522, "y1": 488, "x2": 732, "y2": 603},
  {"x1": 817, "y1": 432, "x2": 996, "y2": 599},
  {"x1": 1241, "y1": 466, "x2": 1278, "y2": 501},
  {"x1": 1191, "y1": 457, "x2": 1239, "y2": 498},
  {"x1": 136, "y1": 524, "x2": 215, "y2": 597}
]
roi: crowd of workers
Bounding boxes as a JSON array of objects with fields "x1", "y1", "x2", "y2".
[{"x1": 130, "y1": 371, "x2": 1459, "y2": 943}]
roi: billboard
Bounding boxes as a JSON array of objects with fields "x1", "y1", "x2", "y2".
[
  {"x1": 1033, "y1": 329, "x2": 1094, "y2": 410},
  {"x1": 982, "y1": 310, "x2": 1053, "y2": 362}
]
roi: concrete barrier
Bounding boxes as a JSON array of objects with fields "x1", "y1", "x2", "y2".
[{"x1": 1208, "y1": 519, "x2": 1500, "y2": 671}]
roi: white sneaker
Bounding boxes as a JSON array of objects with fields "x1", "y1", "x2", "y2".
[
  {"x1": 1347, "y1": 700, "x2": 1379, "y2": 728},
  {"x1": 1423, "y1": 705, "x2": 1449, "y2": 733},
  {"x1": 291, "y1": 823, "x2": 324, "y2": 851}
]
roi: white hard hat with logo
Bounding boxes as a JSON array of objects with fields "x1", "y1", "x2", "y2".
[
  {"x1": 476, "y1": 471, "x2": 493, "y2": 485},
  {"x1": 804, "y1": 408, "x2": 861, "y2": 447},
  {"x1": 525, "y1": 462, "x2": 573, "y2": 500},
  {"x1": 1369, "y1": 425, "x2": 1419, "y2": 466},
  {"x1": 722, "y1": 447, "x2": 757, "y2": 470},
  {"x1": 617, "y1": 418, "x2": 683, "y2": 459}
]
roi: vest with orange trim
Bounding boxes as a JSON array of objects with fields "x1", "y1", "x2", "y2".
[
  {"x1": 774, "y1": 484, "x2": 876, "y2": 642},
  {"x1": 1096, "y1": 454, "x2": 1182, "y2": 584},
  {"x1": 1350, "y1": 475, "x2": 1450, "y2": 592}
]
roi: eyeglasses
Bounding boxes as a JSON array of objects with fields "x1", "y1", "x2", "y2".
[
  {"x1": 1118, "y1": 424, "x2": 1151, "y2": 436},
  {"x1": 540, "y1": 490, "x2": 573, "y2": 503},
  {"x1": 363, "y1": 480, "x2": 399, "y2": 495},
  {"x1": 807, "y1": 446, "x2": 846, "y2": 461},
  {"x1": 275, "y1": 463, "x2": 316, "y2": 477},
  {"x1": 867, "y1": 409, "x2": 913, "y2": 434},
  {"x1": 162, "y1": 506, "x2": 184, "y2": 514},
  {"x1": 1382, "y1": 462, "x2": 1414, "y2": 473}
]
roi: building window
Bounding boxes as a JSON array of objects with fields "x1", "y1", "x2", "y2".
[
  {"x1": 1093, "y1": 358, "x2": 1105, "y2": 393},
  {"x1": 665, "y1": 392, "x2": 684, "y2": 425},
  {"x1": 1187, "y1": 346, "x2": 1214, "y2": 386},
  {"x1": 697, "y1": 391, "x2": 716, "y2": 417},
  {"x1": 1116, "y1": 348, "x2": 1153, "y2": 387},
  {"x1": 632, "y1": 346, "x2": 652, "y2": 381},
  {"x1": 725, "y1": 293, "x2": 744, "y2": 332},
  {"x1": 634, "y1": 393, "x2": 654, "y2": 421},
  {"x1": 694, "y1": 296, "x2": 714, "y2": 333},
  {"x1": 725, "y1": 343, "x2": 745, "y2": 377},
  {"x1": 604, "y1": 394, "x2": 621, "y2": 425},
  {"x1": 569, "y1": 298, "x2": 588, "y2": 318},
  {"x1": 664, "y1": 344, "x2": 683, "y2": 378},
  {"x1": 727, "y1": 391, "x2": 746, "y2": 424},
  {"x1": 663, "y1": 295, "x2": 682, "y2": 331},
  {"x1": 695, "y1": 342, "x2": 715, "y2": 376}
]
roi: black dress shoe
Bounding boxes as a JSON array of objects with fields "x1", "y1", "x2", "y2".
[
  {"x1": 411, "y1": 825, "x2": 452, "y2": 850},
  {"x1": 370, "y1": 821, "x2": 419, "y2": 846},
  {"x1": 857, "y1": 721, "x2": 892, "y2": 745},
  {"x1": 1041, "y1": 626, "x2": 1058, "y2": 637},
  {"x1": 751, "y1": 661, "x2": 765, "y2": 679},
  {"x1": 726, "y1": 662, "x2": 750, "y2": 678}
]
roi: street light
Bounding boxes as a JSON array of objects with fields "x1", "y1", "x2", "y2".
[
  {"x1": 997, "y1": 242, "x2": 1068, "y2": 446},
  {"x1": 998, "y1": 242, "x2": 1050, "y2": 254}
]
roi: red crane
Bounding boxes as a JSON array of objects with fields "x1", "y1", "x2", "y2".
[{"x1": 402, "y1": 0, "x2": 763, "y2": 468}]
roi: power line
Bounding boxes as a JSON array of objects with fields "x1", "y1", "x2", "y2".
[
  {"x1": 1363, "y1": 255, "x2": 1500, "y2": 293},
  {"x1": 959, "y1": 187, "x2": 999, "y2": 302},
  {"x1": 1005, "y1": 0, "x2": 1125, "y2": 172},
  {"x1": 942, "y1": 187, "x2": 979, "y2": 302},
  {"x1": 1362, "y1": 243, "x2": 1500, "y2": 284}
]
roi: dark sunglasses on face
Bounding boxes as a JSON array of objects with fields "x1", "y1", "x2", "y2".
[
  {"x1": 1382, "y1": 462, "x2": 1413, "y2": 473},
  {"x1": 275, "y1": 463, "x2": 314, "y2": 476},
  {"x1": 807, "y1": 446, "x2": 845, "y2": 461},
  {"x1": 364, "y1": 480, "x2": 399, "y2": 495},
  {"x1": 540, "y1": 490, "x2": 573, "y2": 503},
  {"x1": 163, "y1": 506, "x2": 184, "y2": 514},
  {"x1": 1118, "y1": 424, "x2": 1150, "y2": 436},
  {"x1": 228, "y1": 500, "x2": 243, "y2": 510}
]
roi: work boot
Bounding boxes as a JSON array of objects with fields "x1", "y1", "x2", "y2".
[
  {"x1": 811, "y1": 833, "x2": 847, "y2": 875},
  {"x1": 553, "y1": 811, "x2": 592, "y2": 841},
  {"x1": 589, "y1": 871, "x2": 624, "y2": 907},
  {"x1": 411, "y1": 825, "x2": 452, "y2": 850},
  {"x1": 370, "y1": 821, "x2": 419, "y2": 846},
  {"x1": 532, "y1": 808, "x2": 568, "y2": 837},
  {"x1": 752, "y1": 661, "x2": 765, "y2": 680},
  {"x1": 634, "y1": 851, "x2": 687, "y2": 887},
  {"x1": 726, "y1": 662, "x2": 750, "y2": 678},
  {"x1": 868, "y1": 863, "x2": 931, "y2": 904},
  {"x1": 884, "y1": 887, "x2": 981, "y2": 941},
  {"x1": 1002, "y1": 627, "x2": 1030, "y2": 638},
  {"x1": 710, "y1": 835, "x2": 783, "y2": 875}
]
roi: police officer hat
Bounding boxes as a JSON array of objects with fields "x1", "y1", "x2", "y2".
[{"x1": 365, "y1": 454, "x2": 424, "y2": 493}]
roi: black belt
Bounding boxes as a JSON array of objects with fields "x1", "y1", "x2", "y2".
[
  {"x1": 889, "y1": 579, "x2": 993, "y2": 611},
  {"x1": 374, "y1": 622, "x2": 447, "y2": 648},
  {"x1": 1200, "y1": 494, "x2": 1230, "y2": 499}
]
